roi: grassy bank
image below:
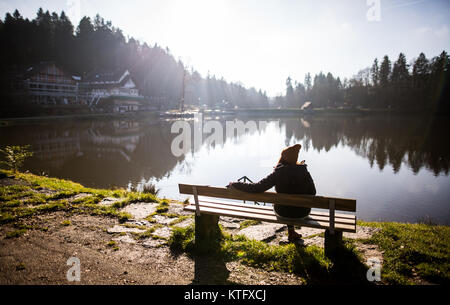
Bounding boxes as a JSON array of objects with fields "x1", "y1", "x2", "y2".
[
  {"x1": 358, "y1": 220, "x2": 449, "y2": 285},
  {"x1": 168, "y1": 220, "x2": 449, "y2": 285},
  {"x1": 1, "y1": 170, "x2": 448, "y2": 284},
  {"x1": 0, "y1": 169, "x2": 159, "y2": 225}
]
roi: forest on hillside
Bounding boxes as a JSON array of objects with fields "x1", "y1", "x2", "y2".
[
  {"x1": 1, "y1": 8, "x2": 449, "y2": 114},
  {"x1": 279, "y1": 51, "x2": 450, "y2": 114},
  {"x1": 0, "y1": 9, "x2": 269, "y2": 110}
]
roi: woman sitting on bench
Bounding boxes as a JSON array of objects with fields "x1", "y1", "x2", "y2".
[{"x1": 227, "y1": 144, "x2": 316, "y2": 243}]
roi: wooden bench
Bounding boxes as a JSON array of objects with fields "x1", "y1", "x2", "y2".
[{"x1": 178, "y1": 183, "x2": 357, "y2": 257}]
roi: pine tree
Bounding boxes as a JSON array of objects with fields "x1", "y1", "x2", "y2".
[
  {"x1": 370, "y1": 58, "x2": 379, "y2": 87},
  {"x1": 379, "y1": 55, "x2": 391, "y2": 108},
  {"x1": 379, "y1": 55, "x2": 391, "y2": 88},
  {"x1": 285, "y1": 76, "x2": 294, "y2": 108},
  {"x1": 412, "y1": 53, "x2": 430, "y2": 110},
  {"x1": 391, "y1": 53, "x2": 410, "y2": 109}
]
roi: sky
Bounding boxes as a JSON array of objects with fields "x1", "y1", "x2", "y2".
[{"x1": 1, "y1": 0, "x2": 449, "y2": 96}]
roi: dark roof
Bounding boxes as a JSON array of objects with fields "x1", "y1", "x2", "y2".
[
  {"x1": 22, "y1": 61, "x2": 80, "y2": 81},
  {"x1": 81, "y1": 70, "x2": 137, "y2": 89},
  {"x1": 83, "y1": 70, "x2": 130, "y2": 84}
]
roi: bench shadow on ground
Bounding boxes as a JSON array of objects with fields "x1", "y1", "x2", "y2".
[
  {"x1": 191, "y1": 255, "x2": 236, "y2": 285},
  {"x1": 170, "y1": 238, "x2": 372, "y2": 285},
  {"x1": 303, "y1": 242, "x2": 373, "y2": 285},
  {"x1": 169, "y1": 240, "x2": 238, "y2": 285},
  {"x1": 169, "y1": 248, "x2": 236, "y2": 285}
]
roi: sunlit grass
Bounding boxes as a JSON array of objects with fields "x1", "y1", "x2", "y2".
[
  {"x1": 0, "y1": 169, "x2": 161, "y2": 224},
  {"x1": 359, "y1": 220, "x2": 450, "y2": 284},
  {"x1": 168, "y1": 223, "x2": 335, "y2": 283}
]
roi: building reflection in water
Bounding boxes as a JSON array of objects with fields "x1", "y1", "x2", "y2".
[{"x1": 1, "y1": 116, "x2": 448, "y2": 188}]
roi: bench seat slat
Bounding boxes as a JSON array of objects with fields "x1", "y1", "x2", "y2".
[
  {"x1": 197, "y1": 200, "x2": 356, "y2": 225},
  {"x1": 199, "y1": 198, "x2": 356, "y2": 220},
  {"x1": 184, "y1": 204, "x2": 356, "y2": 232},
  {"x1": 199, "y1": 196, "x2": 356, "y2": 220}
]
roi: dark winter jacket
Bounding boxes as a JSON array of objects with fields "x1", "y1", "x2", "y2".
[{"x1": 229, "y1": 162, "x2": 316, "y2": 218}]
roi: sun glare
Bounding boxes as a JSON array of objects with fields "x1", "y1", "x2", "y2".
[{"x1": 164, "y1": 0, "x2": 229, "y2": 70}]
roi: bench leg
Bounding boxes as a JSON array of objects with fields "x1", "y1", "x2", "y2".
[
  {"x1": 324, "y1": 229, "x2": 343, "y2": 258},
  {"x1": 195, "y1": 214, "x2": 221, "y2": 252}
]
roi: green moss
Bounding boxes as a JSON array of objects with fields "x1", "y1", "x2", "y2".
[
  {"x1": 6, "y1": 228, "x2": 27, "y2": 238},
  {"x1": 72, "y1": 195, "x2": 103, "y2": 205},
  {"x1": 106, "y1": 240, "x2": 117, "y2": 247},
  {"x1": 2, "y1": 199, "x2": 21, "y2": 208},
  {"x1": 122, "y1": 223, "x2": 148, "y2": 230},
  {"x1": 144, "y1": 215, "x2": 157, "y2": 223},
  {"x1": 156, "y1": 206, "x2": 169, "y2": 213},
  {"x1": 155, "y1": 199, "x2": 170, "y2": 214},
  {"x1": 117, "y1": 212, "x2": 132, "y2": 223},
  {"x1": 22, "y1": 193, "x2": 47, "y2": 205},
  {"x1": 61, "y1": 220, "x2": 71, "y2": 226},
  {"x1": 15, "y1": 263, "x2": 26, "y2": 271},
  {"x1": 360, "y1": 221, "x2": 450, "y2": 284},
  {"x1": 168, "y1": 225, "x2": 195, "y2": 252},
  {"x1": 47, "y1": 190, "x2": 79, "y2": 200},
  {"x1": 0, "y1": 170, "x2": 166, "y2": 225},
  {"x1": 169, "y1": 216, "x2": 189, "y2": 226},
  {"x1": 239, "y1": 220, "x2": 261, "y2": 229},
  {"x1": 14, "y1": 171, "x2": 86, "y2": 193},
  {"x1": 133, "y1": 227, "x2": 157, "y2": 240},
  {"x1": 112, "y1": 193, "x2": 158, "y2": 209}
]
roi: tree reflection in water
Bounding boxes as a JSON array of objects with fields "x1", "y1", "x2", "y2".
[{"x1": 0, "y1": 115, "x2": 448, "y2": 186}]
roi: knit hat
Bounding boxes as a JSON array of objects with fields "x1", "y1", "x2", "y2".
[{"x1": 278, "y1": 144, "x2": 302, "y2": 165}]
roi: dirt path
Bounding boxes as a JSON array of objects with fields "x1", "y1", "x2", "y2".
[{"x1": 0, "y1": 211, "x2": 304, "y2": 285}]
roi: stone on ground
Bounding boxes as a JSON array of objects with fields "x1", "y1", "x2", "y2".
[
  {"x1": 121, "y1": 202, "x2": 158, "y2": 219},
  {"x1": 238, "y1": 222, "x2": 284, "y2": 242},
  {"x1": 107, "y1": 225, "x2": 146, "y2": 234}
]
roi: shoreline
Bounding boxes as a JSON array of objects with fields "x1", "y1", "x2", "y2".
[
  {"x1": 1, "y1": 108, "x2": 447, "y2": 124},
  {"x1": 0, "y1": 110, "x2": 160, "y2": 125},
  {"x1": 0, "y1": 170, "x2": 448, "y2": 285}
]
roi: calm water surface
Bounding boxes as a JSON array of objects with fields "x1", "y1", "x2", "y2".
[{"x1": 1, "y1": 115, "x2": 449, "y2": 224}]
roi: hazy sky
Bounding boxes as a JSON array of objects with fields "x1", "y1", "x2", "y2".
[{"x1": 1, "y1": 0, "x2": 449, "y2": 96}]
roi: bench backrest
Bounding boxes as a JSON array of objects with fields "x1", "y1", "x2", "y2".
[{"x1": 178, "y1": 184, "x2": 356, "y2": 212}]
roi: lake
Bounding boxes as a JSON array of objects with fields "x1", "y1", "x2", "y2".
[{"x1": 1, "y1": 114, "x2": 449, "y2": 225}]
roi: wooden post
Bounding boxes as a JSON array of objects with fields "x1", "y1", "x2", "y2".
[
  {"x1": 193, "y1": 186, "x2": 200, "y2": 216},
  {"x1": 324, "y1": 198, "x2": 343, "y2": 258},
  {"x1": 329, "y1": 199, "x2": 335, "y2": 234},
  {"x1": 192, "y1": 186, "x2": 221, "y2": 252},
  {"x1": 195, "y1": 213, "x2": 221, "y2": 252},
  {"x1": 324, "y1": 229, "x2": 343, "y2": 258}
]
